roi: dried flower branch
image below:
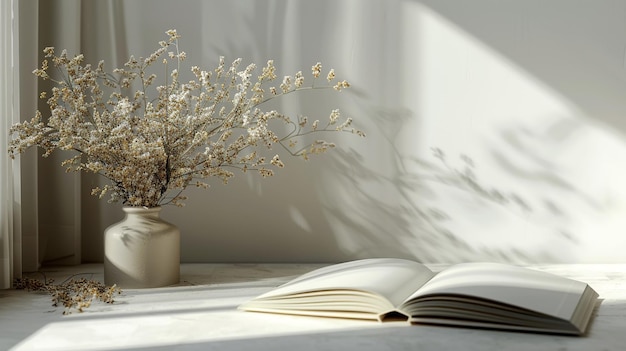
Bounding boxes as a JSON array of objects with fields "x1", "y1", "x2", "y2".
[
  {"x1": 14, "y1": 274, "x2": 121, "y2": 314},
  {"x1": 9, "y1": 29, "x2": 364, "y2": 207}
]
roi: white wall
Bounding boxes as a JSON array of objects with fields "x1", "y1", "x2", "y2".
[{"x1": 30, "y1": 0, "x2": 626, "y2": 264}]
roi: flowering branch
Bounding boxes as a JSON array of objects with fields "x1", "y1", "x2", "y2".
[{"x1": 8, "y1": 29, "x2": 364, "y2": 207}]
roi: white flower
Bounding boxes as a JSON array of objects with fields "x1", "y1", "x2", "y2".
[{"x1": 113, "y1": 99, "x2": 133, "y2": 117}]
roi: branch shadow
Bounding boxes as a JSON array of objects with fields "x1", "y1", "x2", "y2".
[{"x1": 315, "y1": 99, "x2": 586, "y2": 263}]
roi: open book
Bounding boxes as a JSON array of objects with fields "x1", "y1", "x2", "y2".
[{"x1": 239, "y1": 258, "x2": 599, "y2": 335}]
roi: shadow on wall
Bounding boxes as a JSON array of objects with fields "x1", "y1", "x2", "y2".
[
  {"x1": 170, "y1": 0, "x2": 591, "y2": 263},
  {"x1": 313, "y1": 98, "x2": 589, "y2": 264}
]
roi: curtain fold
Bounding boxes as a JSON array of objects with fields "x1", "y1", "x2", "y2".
[
  {"x1": 0, "y1": 0, "x2": 20, "y2": 289},
  {"x1": 13, "y1": 0, "x2": 125, "y2": 269},
  {"x1": 19, "y1": 0, "x2": 40, "y2": 273}
]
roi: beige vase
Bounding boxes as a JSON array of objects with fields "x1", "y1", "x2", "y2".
[{"x1": 104, "y1": 206, "x2": 180, "y2": 288}]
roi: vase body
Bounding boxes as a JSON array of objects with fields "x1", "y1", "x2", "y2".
[{"x1": 104, "y1": 207, "x2": 180, "y2": 288}]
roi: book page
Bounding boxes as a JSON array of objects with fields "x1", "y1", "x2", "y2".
[
  {"x1": 406, "y1": 263, "x2": 589, "y2": 320},
  {"x1": 252, "y1": 258, "x2": 436, "y2": 307}
]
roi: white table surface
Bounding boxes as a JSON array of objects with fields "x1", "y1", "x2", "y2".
[{"x1": 1, "y1": 263, "x2": 625, "y2": 351}]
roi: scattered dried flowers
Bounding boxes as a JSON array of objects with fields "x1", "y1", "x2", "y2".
[
  {"x1": 14, "y1": 275, "x2": 121, "y2": 314},
  {"x1": 8, "y1": 29, "x2": 364, "y2": 207}
]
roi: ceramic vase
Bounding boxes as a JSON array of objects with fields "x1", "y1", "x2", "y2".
[{"x1": 104, "y1": 206, "x2": 180, "y2": 288}]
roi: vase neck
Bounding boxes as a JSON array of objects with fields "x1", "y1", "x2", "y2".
[{"x1": 122, "y1": 206, "x2": 162, "y2": 219}]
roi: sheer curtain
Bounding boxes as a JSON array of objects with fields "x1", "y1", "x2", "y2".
[
  {"x1": 0, "y1": 1, "x2": 125, "y2": 286},
  {"x1": 0, "y1": 0, "x2": 21, "y2": 289},
  {"x1": 16, "y1": 1, "x2": 125, "y2": 270}
]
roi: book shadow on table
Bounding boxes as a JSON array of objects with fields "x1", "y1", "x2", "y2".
[
  {"x1": 119, "y1": 306, "x2": 619, "y2": 351},
  {"x1": 13, "y1": 296, "x2": 618, "y2": 351}
]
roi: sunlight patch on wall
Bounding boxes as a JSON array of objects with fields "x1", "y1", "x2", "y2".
[{"x1": 398, "y1": 2, "x2": 626, "y2": 262}]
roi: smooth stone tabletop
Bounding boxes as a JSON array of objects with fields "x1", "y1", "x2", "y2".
[{"x1": 1, "y1": 263, "x2": 625, "y2": 351}]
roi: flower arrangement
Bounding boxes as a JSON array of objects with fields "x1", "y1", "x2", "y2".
[{"x1": 8, "y1": 30, "x2": 364, "y2": 207}]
